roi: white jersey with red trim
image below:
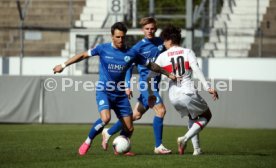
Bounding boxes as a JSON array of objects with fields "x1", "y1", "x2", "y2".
[
  {"x1": 155, "y1": 46, "x2": 198, "y2": 95},
  {"x1": 154, "y1": 46, "x2": 209, "y2": 118}
]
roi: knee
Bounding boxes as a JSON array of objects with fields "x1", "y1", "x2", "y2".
[
  {"x1": 133, "y1": 113, "x2": 142, "y2": 121},
  {"x1": 155, "y1": 106, "x2": 166, "y2": 118},
  {"x1": 200, "y1": 109, "x2": 212, "y2": 123},
  {"x1": 100, "y1": 110, "x2": 111, "y2": 124},
  {"x1": 128, "y1": 125, "x2": 134, "y2": 133},
  {"x1": 206, "y1": 109, "x2": 212, "y2": 122},
  {"x1": 124, "y1": 125, "x2": 134, "y2": 134},
  {"x1": 101, "y1": 116, "x2": 111, "y2": 124}
]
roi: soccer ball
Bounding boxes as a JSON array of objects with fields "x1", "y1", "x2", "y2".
[{"x1": 112, "y1": 135, "x2": 131, "y2": 154}]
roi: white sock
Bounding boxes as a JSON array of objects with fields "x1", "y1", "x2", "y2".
[
  {"x1": 188, "y1": 119, "x2": 200, "y2": 149},
  {"x1": 183, "y1": 123, "x2": 201, "y2": 141},
  {"x1": 188, "y1": 118, "x2": 200, "y2": 149},
  {"x1": 85, "y1": 137, "x2": 92, "y2": 145},
  {"x1": 183, "y1": 117, "x2": 208, "y2": 141},
  {"x1": 191, "y1": 134, "x2": 200, "y2": 149}
]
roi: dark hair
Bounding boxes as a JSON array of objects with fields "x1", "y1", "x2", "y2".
[
  {"x1": 160, "y1": 25, "x2": 181, "y2": 45},
  {"x1": 111, "y1": 22, "x2": 128, "y2": 35}
]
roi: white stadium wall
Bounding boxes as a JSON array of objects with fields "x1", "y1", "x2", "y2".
[
  {"x1": 201, "y1": 58, "x2": 276, "y2": 81},
  {"x1": 0, "y1": 58, "x2": 2, "y2": 74},
  {"x1": 1, "y1": 57, "x2": 276, "y2": 81},
  {"x1": 0, "y1": 58, "x2": 276, "y2": 128}
]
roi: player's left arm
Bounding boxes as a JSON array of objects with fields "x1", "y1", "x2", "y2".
[
  {"x1": 188, "y1": 49, "x2": 218, "y2": 100},
  {"x1": 191, "y1": 63, "x2": 219, "y2": 100}
]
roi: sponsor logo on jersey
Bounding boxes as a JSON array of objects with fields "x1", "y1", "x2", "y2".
[
  {"x1": 108, "y1": 64, "x2": 126, "y2": 71},
  {"x1": 99, "y1": 100, "x2": 105, "y2": 105},
  {"x1": 158, "y1": 45, "x2": 164, "y2": 51},
  {"x1": 124, "y1": 56, "x2": 131, "y2": 62},
  {"x1": 156, "y1": 97, "x2": 160, "y2": 103},
  {"x1": 105, "y1": 56, "x2": 114, "y2": 59},
  {"x1": 142, "y1": 51, "x2": 151, "y2": 55},
  {"x1": 168, "y1": 50, "x2": 184, "y2": 57}
]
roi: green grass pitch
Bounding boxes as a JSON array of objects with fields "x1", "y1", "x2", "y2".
[{"x1": 0, "y1": 124, "x2": 275, "y2": 168}]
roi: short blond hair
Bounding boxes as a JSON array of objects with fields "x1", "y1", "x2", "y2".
[{"x1": 139, "y1": 17, "x2": 157, "y2": 27}]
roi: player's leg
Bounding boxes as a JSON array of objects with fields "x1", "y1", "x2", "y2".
[
  {"x1": 151, "y1": 95, "x2": 171, "y2": 154},
  {"x1": 112, "y1": 95, "x2": 136, "y2": 156},
  {"x1": 87, "y1": 109, "x2": 111, "y2": 142},
  {"x1": 119, "y1": 115, "x2": 134, "y2": 138},
  {"x1": 134, "y1": 92, "x2": 171, "y2": 154},
  {"x1": 132, "y1": 100, "x2": 148, "y2": 120},
  {"x1": 101, "y1": 99, "x2": 146, "y2": 150},
  {"x1": 152, "y1": 103, "x2": 171, "y2": 154},
  {"x1": 101, "y1": 120, "x2": 123, "y2": 150},
  {"x1": 108, "y1": 100, "x2": 147, "y2": 135},
  {"x1": 191, "y1": 134, "x2": 202, "y2": 155},
  {"x1": 188, "y1": 115, "x2": 202, "y2": 155},
  {"x1": 79, "y1": 109, "x2": 111, "y2": 155},
  {"x1": 109, "y1": 101, "x2": 146, "y2": 156},
  {"x1": 101, "y1": 95, "x2": 147, "y2": 150},
  {"x1": 178, "y1": 109, "x2": 212, "y2": 155},
  {"x1": 79, "y1": 91, "x2": 111, "y2": 155},
  {"x1": 111, "y1": 115, "x2": 135, "y2": 156}
]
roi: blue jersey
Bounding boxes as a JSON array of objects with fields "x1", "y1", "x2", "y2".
[
  {"x1": 88, "y1": 43, "x2": 148, "y2": 95},
  {"x1": 126, "y1": 37, "x2": 165, "y2": 91}
]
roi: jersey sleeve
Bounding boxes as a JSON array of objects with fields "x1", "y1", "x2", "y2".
[
  {"x1": 190, "y1": 62, "x2": 210, "y2": 90},
  {"x1": 132, "y1": 48, "x2": 149, "y2": 66},
  {"x1": 187, "y1": 49, "x2": 210, "y2": 90},
  {"x1": 187, "y1": 49, "x2": 198, "y2": 65},
  {"x1": 87, "y1": 45, "x2": 101, "y2": 57}
]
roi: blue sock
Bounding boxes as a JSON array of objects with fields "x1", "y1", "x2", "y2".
[
  {"x1": 153, "y1": 116, "x2": 163, "y2": 147},
  {"x1": 88, "y1": 118, "x2": 105, "y2": 140},
  {"x1": 108, "y1": 120, "x2": 123, "y2": 135}
]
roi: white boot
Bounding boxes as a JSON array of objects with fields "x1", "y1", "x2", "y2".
[
  {"x1": 193, "y1": 148, "x2": 203, "y2": 156},
  {"x1": 101, "y1": 128, "x2": 111, "y2": 150},
  {"x1": 154, "y1": 144, "x2": 172, "y2": 154}
]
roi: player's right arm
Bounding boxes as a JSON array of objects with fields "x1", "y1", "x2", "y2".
[{"x1": 53, "y1": 51, "x2": 90, "y2": 74}]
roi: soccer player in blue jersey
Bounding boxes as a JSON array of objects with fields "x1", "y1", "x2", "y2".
[
  {"x1": 102, "y1": 17, "x2": 172, "y2": 154},
  {"x1": 53, "y1": 22, "x2": 175, "y2": 156}
]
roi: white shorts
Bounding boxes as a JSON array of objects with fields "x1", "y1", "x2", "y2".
[{"x1": 169, "y1": 87, "x2": 209, "y2": 119}]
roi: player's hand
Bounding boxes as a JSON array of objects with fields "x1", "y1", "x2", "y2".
[
  {"x1": 148, "y1": 95, "x2": 157, "y2": 108},
  {"x1": 125, "y1": 88, "x2": 133, "y2": 100},
  {"x1": 168, "y1": 74, "x2": 177, "y2": 81},
  {"x1": 53, "y1": 64, "x2": 64, "y2": 74},
  {"x1": 208, "y1": 88, "x2": 219, "y2": 101}
]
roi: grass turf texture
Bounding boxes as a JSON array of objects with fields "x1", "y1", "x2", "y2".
[{"x1": 0, "y1": 124, "x2": 275, "y2": 168}]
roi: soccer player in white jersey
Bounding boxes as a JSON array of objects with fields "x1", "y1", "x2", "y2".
[{"x1": 148, "y1": 25, "x2": 219, "y2": 155}]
